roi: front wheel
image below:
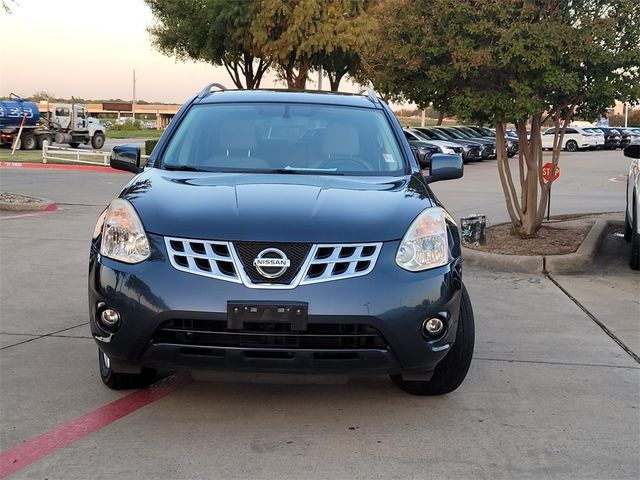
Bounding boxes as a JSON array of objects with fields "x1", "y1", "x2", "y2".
[
  {"x1": 91, "y1": 133, "x2": 105, "y2": 150},
  {"x1": 391, "y1": 284, "x2": 475, "y2": 395},
  {"x1": 631, "y1": 203, "x2": 639, "y2": 270},
  {"x1": 565, "y1": 140, "x2": 578, "y2": 152},
  {"x1": 99, "y1": 349, "x2": 156, "y2": 390}
]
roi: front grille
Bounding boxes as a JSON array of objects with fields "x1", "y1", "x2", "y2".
[
  {"x1": 234, "y1": 242, "x2": 311, "y2": 284},
  {"x1": 301, "y1": 243, "x2": 381, "y2": 285},
  {"x1": 452, "y1": 146, "x2": 464, "y2": 154},
  {"x1": 153, "y1": 319, "x2": 388, "y2": 350},
  {"x1": 164, "y1": 236, "x2": 383, "y2": 288},
  {"x1": 165, "y1": 237, "x2": 240, "y2": 282}
]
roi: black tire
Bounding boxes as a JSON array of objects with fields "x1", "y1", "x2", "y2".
[
  {"x1": 20, "y1": 134, "x2": 36, "y2": 150},
  {"x1": 98, "y1": 349, "x2": 156, "y2": 390},
  {"x1": 631, "y1": 203, "x2": 640, "y2": 270},
  {"x1": 391, "y1": 284, "x2": 475, "y2": 395},
  {"x1": 37, "y1": 134, "x2": 53, "y2": 150},
  {"x1": 91, "y1": 133, "x2": 106, "y2": 150},
  {"x1": 624, "y1": 194, "x2": 633, "y2": 242},
  {"x1": 69, "y1": 142, "x2": 80, "y2": 148},
  {"x1": 565, "y1": 140, "x2": 578, "y2": 152}
]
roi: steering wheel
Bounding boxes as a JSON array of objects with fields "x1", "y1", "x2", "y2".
[{"x1": 323, "y1": 156, "x2": 372, "y2": 172}]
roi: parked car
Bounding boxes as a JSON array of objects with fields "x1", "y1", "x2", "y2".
[
  {"x1": 403, "y1": 128, "x2": 464, "y2": 166},
  {"x1": 623, "y1": 129, "x2": 640, "y2": 145},
  {"x1": 582, "y1": 128, "x2": 606, "y2": 149},
  {"x1": 403, "y1": 133, "x2": 442, "y2": 168},
  {"x1": 90, "y1": 85, "x2": 475, "y2": 396},
  {"x1": 414, "y1": 127, "x2": 483, "y2": 163},
  {"x1": 434, "y1": 127, "x2": 497, "y2": 159},
  {"x1": 541, "y1": 127, "x2": 597, "y2": 151},
  {"x1": 624, "y1": 143, "x2": 640, "y2": 270},
  {"x1": 464, "y1": 126, "x2": 519, "y2": 157},
  {"x1": 413, "y1": 127, "x2": 484, "y2": 162},
  {"x1": 592, "y1": 127, "x2": 622, "y2": 149}
]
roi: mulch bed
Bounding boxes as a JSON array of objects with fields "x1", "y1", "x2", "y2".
[
  {"x1": 0, "y1": 192, "x2": 43, "y2": 205},
  {"x1": 464, "y1": 213, "x2": 623, "y2": 256}
]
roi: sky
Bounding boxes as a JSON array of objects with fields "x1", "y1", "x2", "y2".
[{"x1": 0, "y1": 0, "x2": 358, "y2": 104}]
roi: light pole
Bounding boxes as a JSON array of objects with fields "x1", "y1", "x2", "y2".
[{"x1": 132, "y1": 69, "x2": 137, "y2": 123}]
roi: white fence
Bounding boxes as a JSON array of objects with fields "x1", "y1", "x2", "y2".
[{"x1": 42, "y1": 142, "x2": 150, "y2": 167}]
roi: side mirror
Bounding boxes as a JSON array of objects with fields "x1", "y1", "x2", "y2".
[
  {"x1": 426, "y1": 153, "x2": 463, "y2": 183},
  {"x1": 110, "y1": 145, "x2": 142, "y2": 173},
  {"x1": 624, "y1": 143, "x2": 640, "y2": 159}
]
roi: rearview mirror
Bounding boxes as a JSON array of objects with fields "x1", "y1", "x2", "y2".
[
  {"x1": 111, "y1": 145, "x2": 142, "y2": 173},
  {"x1": 624, "y1": 143, "x2": 640, "y2": 159},
  {"x1": 425, "y1": 153, "x2": 463, "y2": 183}
]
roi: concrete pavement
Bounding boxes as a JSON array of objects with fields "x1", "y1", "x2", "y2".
[{"x1": 1, "y1": 158, "x2": 638, "y2": 479}]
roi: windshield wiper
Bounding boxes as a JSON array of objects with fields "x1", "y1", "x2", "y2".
[
  {"x1": 164, "y1": 164, "x2": 202, "y2": 171},
  {"x1": 272, "y1": 167, "x2": 344, "y2": 175}
]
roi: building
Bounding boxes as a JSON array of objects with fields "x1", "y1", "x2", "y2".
[{"x1": 37, "y1": 101, "x2": 181, "y2": 129}]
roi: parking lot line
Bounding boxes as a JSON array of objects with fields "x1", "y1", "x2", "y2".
[{"x1": 0, "y1": 373, "x2": 191, "y2": 479}]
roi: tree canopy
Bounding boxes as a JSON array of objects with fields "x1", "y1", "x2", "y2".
[
  {"x1": 361, "y1": 0, "x2": 640, "y2": 235},
  {"x1": 145, "y1": 0, "x2": 269, "y2": 89},
  {"x1": 146, "y1": 0, "x2": 372, "y2": 91}
]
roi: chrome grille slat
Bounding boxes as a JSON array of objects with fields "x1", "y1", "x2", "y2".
[
  {"x1": 165, "y1": 237, "x2": 241, "y2": 283},
  {"x1": 164, "y1": 237, "x2": 382, "y2": 288}
]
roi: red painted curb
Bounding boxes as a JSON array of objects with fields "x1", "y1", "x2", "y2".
[
  {"x1": 0, "y1": 373, "x2": 191, "y2": 478},
  {"x1": 0, "y1": 162, "x2": 128, "y2": 173}
]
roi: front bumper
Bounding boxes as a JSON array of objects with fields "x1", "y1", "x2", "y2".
[{"x1": 89, "y1": 235, "x2": 463, "y2": 378}]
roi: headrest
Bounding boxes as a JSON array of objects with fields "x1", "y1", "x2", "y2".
[
  {"x1": 322, "y1": 124, "x2": 360, "y2": 155},
  {"x1": 219, "y1": 118, "x2": 257, "y2": 151}
]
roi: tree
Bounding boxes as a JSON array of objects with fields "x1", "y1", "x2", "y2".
[
  {"x1": 145, "y1": 0, "x2": 269, "y2": 89},
  {"x1": 251, "y1": 0, "x2": 373, "y2": 90},
  {"x1": 361, "y1": 0, "x2": 640, "y2": 236}
]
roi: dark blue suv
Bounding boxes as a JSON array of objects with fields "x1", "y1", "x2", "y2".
[{"x1": 89, "y1": 84, "x2": 474, "y2": 395}]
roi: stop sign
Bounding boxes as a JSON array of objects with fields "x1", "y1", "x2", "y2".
[{"x1": 542, "y1": 162, "x2": 561, "y2": 183}]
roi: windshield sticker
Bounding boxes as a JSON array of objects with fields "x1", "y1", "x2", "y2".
[{"x1": 383, "y1": 153, "x2": 395, "y2": 163}]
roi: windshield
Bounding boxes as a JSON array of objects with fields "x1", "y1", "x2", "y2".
[
  {"x1": 438, "y1": 128, "x2": 465, "y2": 140},
  {"x1": 161, "y1": 103, "x2": 406, "y2": 175}
]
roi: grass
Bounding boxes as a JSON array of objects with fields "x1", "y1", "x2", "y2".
[
  {"x1": 0, "y1": 148, "x2": 107, "y2": 165},
  {"x1": 106, "y1": 129, "x2": 163, "y2": 139}
]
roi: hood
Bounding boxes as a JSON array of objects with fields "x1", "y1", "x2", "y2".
[
  {"x1": 423, "y1": 139, "x2": 463, "y2": 149},
  {"x1": 121, "y1": 169, "x2": 434, "y2": 243}
]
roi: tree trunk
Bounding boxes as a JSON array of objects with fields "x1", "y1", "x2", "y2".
[{"x1": 436, "y1": 111, "x2": 445, "y2": 125}]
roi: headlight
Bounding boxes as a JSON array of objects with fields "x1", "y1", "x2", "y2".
[
  {"x1": 396, "y1": 207, "x2": 449, "y2": 271},
  {"x1": 100, "y1": 198, "x2": 150, "y2": 263},
  {"x1": 441, "y1": 146, "x2": 456, "y2": 154}
]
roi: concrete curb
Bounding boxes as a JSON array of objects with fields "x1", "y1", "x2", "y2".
[
  {"x1": 462, "y1": 218, "x2": 613, "y2": 274},
  {"x1": 0, "y1": 194, "x2": 58, "y2": 212}
]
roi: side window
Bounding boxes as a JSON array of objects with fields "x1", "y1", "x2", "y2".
[
  {"x1": 565, "y1": 128, "x2": 577, "y2": 134},
  {"x1": 404, "y1": 131, "x2": 414, "y2": 141},
  {"x1": 544, "y1": 129, "x2": 555, "y2": 135},
  {"x1": 55, "y1": 108, "x2": 69, "y2": 116}
]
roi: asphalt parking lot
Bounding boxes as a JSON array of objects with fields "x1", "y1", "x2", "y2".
[{"x1": 0, "y1": 149, "x2": 638, "y2": 479}]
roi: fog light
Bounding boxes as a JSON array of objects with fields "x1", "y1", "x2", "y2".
[
  {"x1": 100, "y1": 308, "x2": 120, "y2": 327},
  {"x1": 423, "y1": 317, "x2": 444, "y2": 336}
]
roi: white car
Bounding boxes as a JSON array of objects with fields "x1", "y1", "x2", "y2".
[
  {"x1": 583, "y1": 128, "x2": 606, "y2": 149},
  {"x1": 624, "y1": 143, "x2": 640, "y2": 270},
  {"x1": 541, "y1": 127, "x2": 597, "y2": 151}
]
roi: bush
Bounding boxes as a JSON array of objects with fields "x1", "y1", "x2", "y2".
[
  {"x1": 145, "y1": 139, "x2": 159, "y2": 155},
  {"x1": 109, "y1": 120, "x2": 143, "y2": 131}
]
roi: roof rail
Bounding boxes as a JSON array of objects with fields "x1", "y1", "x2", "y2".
[
  {"x1": 197, "y1": 82, "x2": 228, "y2": 99},
  {"x1": 358, "y1": 87, "x2": 379, "y2": 105}
]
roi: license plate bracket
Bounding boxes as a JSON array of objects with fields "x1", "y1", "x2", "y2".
[{"x1": 227, "y1": 301, "x2": 308, "y2": 331}]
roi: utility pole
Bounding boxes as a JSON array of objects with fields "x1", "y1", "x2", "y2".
[
  {"x1": 318, "y1": 67, "x2": 323, "y2": 91},
  {"x1": 132, "y1": 69, "x2": 137, "y2": 122},
  {"x1": 625, "y1": 102, "x2": 628, "y2": 128}
]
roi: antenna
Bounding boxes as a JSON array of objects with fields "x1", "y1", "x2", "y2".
[{"x1": 198, "y1": 83, "x2": 228, "y2": 99}]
